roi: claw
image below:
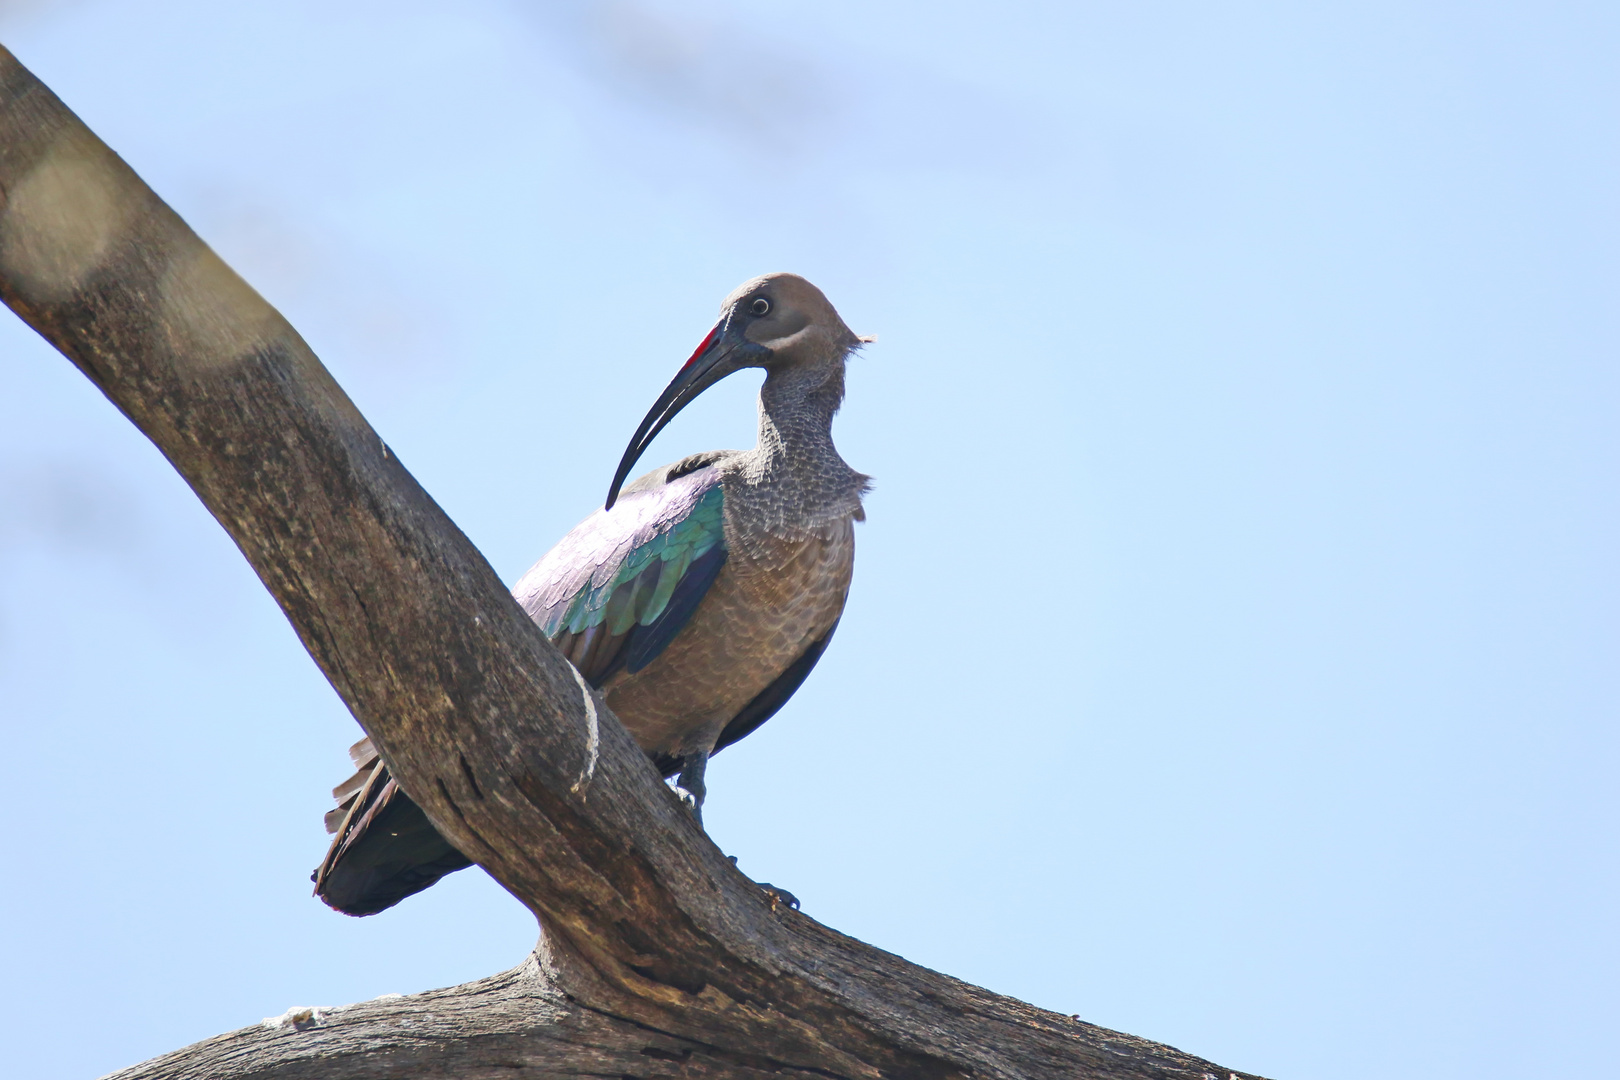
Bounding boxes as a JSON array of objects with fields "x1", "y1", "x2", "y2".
[
  {"x1": 758, "y1": 883, "x2": 800, "y2": 912},
  {"x1": 673, "y1": 751, "x2": 708, "y2": 826}
]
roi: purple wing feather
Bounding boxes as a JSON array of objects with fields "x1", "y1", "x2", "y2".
[{"x1": 512, "y1": 464, "x2": 727, "y2": 685}]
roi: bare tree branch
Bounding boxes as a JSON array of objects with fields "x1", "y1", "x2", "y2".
[{"x1": 0, "y1": 46, "x2": 1267, "y2": 1080}]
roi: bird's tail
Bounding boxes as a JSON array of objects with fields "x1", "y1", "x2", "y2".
[{"x1": 312, "y1": 737, "x2": 473, "y2": 916}]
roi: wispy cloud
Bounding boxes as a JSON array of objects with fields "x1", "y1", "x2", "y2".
[{"x1": 514, "y1": 0, "x2": 1051, "y2": 179}]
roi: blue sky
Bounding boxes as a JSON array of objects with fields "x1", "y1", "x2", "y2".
[{"x1": 0, "y1": 2, "x2": 1615, "y2": 1078}]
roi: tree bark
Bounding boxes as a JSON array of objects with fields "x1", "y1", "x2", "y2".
[{"x1": 0, "y1": 46, "x2": 1268, "y2": 1080}]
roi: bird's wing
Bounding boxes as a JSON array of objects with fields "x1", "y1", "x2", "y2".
[
  {"x1": 512, "y1": 463, "x2": 728, "y2": 686},
  {"x1": 711, "y1": 618, "x2": 840, "y2": 756},
  {"x1": 315, "y1": 465, "x2": 731, "y2": 916}
]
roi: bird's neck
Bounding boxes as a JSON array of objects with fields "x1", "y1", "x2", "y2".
[
  {"x1": 758, "y1": 363, "x2": 844, "y2": 467},
  {"x1": 728, "y1": 363, "x2": 867, "y2": 536}
]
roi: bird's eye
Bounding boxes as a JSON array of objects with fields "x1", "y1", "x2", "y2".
[{"x1": 749, "y1": 298, "x2": 771, "y2": 316}]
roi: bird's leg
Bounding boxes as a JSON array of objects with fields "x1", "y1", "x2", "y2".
[{"x1": 674, "y1": 749, "x2": 708, "y2": 825}]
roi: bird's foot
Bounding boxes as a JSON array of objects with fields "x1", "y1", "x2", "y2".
[
  {"x1": 724, "y1": 857, "x2": 800, "y2": 912},
  {"x1": 672, "y1": 750, "x2": 708, "y2": 826},
  {"x1": 758, "y1": 883, "x2": 800, "y2": 912},
  {"x1": 673, "y1": 784, "x2": 703, "y2": 825}
]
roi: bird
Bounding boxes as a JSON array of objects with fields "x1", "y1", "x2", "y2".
[{"x1": 313, "y1": 273, "x2": 870, "y2": 916}]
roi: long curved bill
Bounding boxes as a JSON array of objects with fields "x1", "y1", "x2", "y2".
[{"x1": 604, "y1": 315, "x2": 765, "y2": 509}]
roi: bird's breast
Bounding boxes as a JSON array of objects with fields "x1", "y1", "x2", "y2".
[{"x1": 600, "y1": 514, "x2": 857, "y2": 758}]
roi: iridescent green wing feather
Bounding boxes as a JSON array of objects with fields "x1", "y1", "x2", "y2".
[{"x1": 512, "y1": 466, "x2": 727, "y2": 685}]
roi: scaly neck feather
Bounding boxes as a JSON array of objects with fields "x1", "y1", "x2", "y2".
[{"x1": 725, "y1": 358, "x2": 867, "y2": 538}]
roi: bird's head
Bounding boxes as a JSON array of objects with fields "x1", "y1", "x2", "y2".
[{"x1": 604, "y1": 273, "x2": 865, "y2": 509}]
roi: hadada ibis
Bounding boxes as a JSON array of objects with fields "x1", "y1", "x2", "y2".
[{"x1": 313, "y1": 273, "x2": 870, "y2": 915}]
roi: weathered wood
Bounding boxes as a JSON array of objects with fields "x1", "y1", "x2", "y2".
[
  {"x1": 0, "y1": 45, "x2": 1268, "y2": 1080},
  {"x1": 103, "y1": 950, "x2": 1232, "y2": 1080}
]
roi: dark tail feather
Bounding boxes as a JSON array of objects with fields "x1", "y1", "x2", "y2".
[{"x1": 312, "y1": 743, "x2": 472, "y2": 917}]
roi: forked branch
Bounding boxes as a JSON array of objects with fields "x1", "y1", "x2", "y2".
[{"x1": 0, "y1": 46, "x2": 1266, "y2": 1080}]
